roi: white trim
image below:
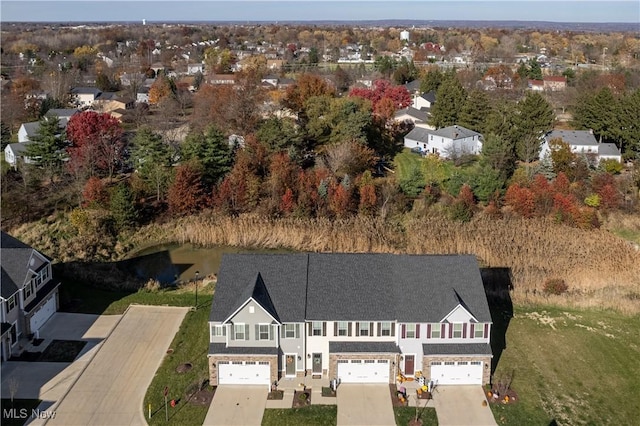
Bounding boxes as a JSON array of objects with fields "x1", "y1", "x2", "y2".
[
  {"x1": 222, "y1": 297, "x2": 281, "y2": 325},
  {"x1": 440, "y1": 303, "x2": 478, "y2": 323}
]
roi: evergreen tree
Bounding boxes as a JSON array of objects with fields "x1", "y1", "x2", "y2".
[
  {"x1": 618, "y1": 89, "x2": 640, "y2": 157},
  {"x1": 429, "y1": 75, "x2": 467, "y2": 129},
  {"x1": 399, "y1": 165, "x2": 426, "y2": 198},
  {"x1": 514, "y1": 92, "x2": 554, "y2": 163},
  {"x1": 419, "y1": 69, "x2": 443, "y2": 94},
  {"x1": 130, "y1": 127, "x2": 173, "y2": 200},
  {"x1": 24, "y1": 115, "x2": 66, "y2": 179},
  {"x1": 527, "y1": 57, "x2": 543, "y2": 80},
  {"x1": 182, "y1": 125, "x2": 234, "y2": 187},
  {"x1": 458, "y1": 89, "x2": 491, "y2": 134},
  {"x1": 481, "y1": 133, "x2": 517, "y2": 181},
  {"x1": 1, "y1": 121, "x2": 11, "y2": 151},
  {"x1": 573, "y1": 87, "x2": 619, "y2": 145},
  {"x1": 109, "y1": 183, "x2": 137, "y2": 230}
]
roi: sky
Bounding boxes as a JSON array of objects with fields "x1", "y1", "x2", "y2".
[{"x1": 1, "y1": 0, "x2": 639, "y2": 23}]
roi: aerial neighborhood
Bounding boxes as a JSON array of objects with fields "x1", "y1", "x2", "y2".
[{"x1": 1, "y1": 12, "x2": 639, "y2": 426}]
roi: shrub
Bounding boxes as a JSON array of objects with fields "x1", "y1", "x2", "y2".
[
  {"x1": 600, "y1": 159, "x2": 623, "y2": 174},
  {"x1": 584, "y1": 193, "x2": 601, "y2": 208},
  {"x1": 543, "y1": 278, "x2": 569, "y2": 295}
]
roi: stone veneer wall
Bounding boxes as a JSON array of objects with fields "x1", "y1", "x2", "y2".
[
  {"x1": 422, "y1": 355, "x2": 492, "y2": 385},
  {"x1": 208, "y1": 355, "x2": 278, "y2": 386},
  {"x1": 328, "y1": 353, "x2": 398, "y2": 384}
]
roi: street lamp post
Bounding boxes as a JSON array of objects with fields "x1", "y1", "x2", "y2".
[{"x1": 194, "y1": 270, "x2": 199, "y2": 309}]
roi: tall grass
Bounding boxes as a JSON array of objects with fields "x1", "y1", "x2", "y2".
[{"x1": 12, "y1": 212, "x2": 640, "y2": 314}]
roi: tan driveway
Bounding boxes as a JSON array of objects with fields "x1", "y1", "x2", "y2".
[
  {"x1": 44, "y1": 305, "x2": 188, "y2": 426},
  {"x1": 337, "y1": 384, "x2": 395, "y2": 426},
  {"x1": 203, "y1": 385, "x2": 267, "y2": 425},
  {"x1": 433, "y1": 386, "x2": 497, "y2": 426}
]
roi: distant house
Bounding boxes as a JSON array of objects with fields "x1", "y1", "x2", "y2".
[
  {"x1": 404, "y1": 125, "x2": 483, "y2": 158},
  {"x1": 528, "y1": 79, "x2": 544, "y2": 91},
  {"x1": 1, "y1": 232, "x2": 60, "y2": 361},
  {"x1": 187, "y1": 63, "x2": 204, "y2": 75},
  {"x1": 208, "y1": 74, "x2": 236, "y2": 85},
  {"x1": 71, "y1": 87, "x2": 102, "y2": 108},
  {"x1": 540, "y1": 130, "x2": 622, "y2": 164},
  {"x1": 543, "y1": 76, "x2": 567, "y2": 91},
  {"x1": 412, "y1": 91, "x2": 436, "y2": 111},
  {"x1": 394, "y1": 107, "x2": 431, "y2": 129}
]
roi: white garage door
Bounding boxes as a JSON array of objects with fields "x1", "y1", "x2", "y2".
[
  {"x1": 218, "y1": 361, "x2": 270, "y2": 386},
  {"x1": 30, "y1": 296, "x2": 56, "y2": 333},
  {"x1": 337, "y1": 359, "x2": 389, "y2": 383},
  {"x1": 430, "y1": 361, "x2": 483, "y2": 385}
]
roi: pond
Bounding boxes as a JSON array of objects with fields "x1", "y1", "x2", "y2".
[{"x1": 123, "y1": 244, "x2": 289, "y2": 285}]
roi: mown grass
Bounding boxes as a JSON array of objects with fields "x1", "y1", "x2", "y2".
[
  {"x1": 491, "y1": 304, "x2": 640, "y2": 425},
  {"x1": 262, "y1": 406, "x2": 338, "y2": 426},
  {"x1": 393, "y1": 149, "x2": 423, "y2": 181},
  {"x1": 394, "y1": 406, "x2": 438, "y2": 426}
]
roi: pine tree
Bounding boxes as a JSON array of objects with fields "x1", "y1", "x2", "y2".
[
  {"x1": 130, "y1": 127, "x2": 173, "y2": 200},
  {"x1": 458, "y1": 89, "x2": 491, "y2": 134},
  {"x1": 24, "y1": 115, "x2": 66, "y2": 180},
  {"x1": 182, "y1": 125, "x2": 233, "y2": 187},
  {"x1": 514, "y1": 92, "x2": 554, "y2": 163},
  {"x1": 110, "y1": 183, "x2": 138, "y2": 230},
  {"x1": 429, "y1": 75, "x2": 467, "y2": 129}
]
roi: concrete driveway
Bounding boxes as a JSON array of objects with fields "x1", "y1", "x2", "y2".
[
  {"x1": 43, "y1": 305, "x2": 188, "y2": 426},
  {"x1": 337, "y1": 384, "x2": 395, "y2": 426},
  {"x1": 1, "y1": 313, "x2": 120, "y2": 402},
  {"x1": 432, "y1": 386, "x2": 497, "y2": 426},
  {"x1": 203, "y1": 385, "x2": 267, "y2": 425}
]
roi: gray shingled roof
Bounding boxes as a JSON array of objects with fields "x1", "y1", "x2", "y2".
[
  {"x1": 234, "y1": 272, "x2": 280, "y2": 322},
  {"x1": 329, "y1": 342, "x2": 401, "y2": 353},
  {"x1": 6, "y1": 142, "x2": 31, "y2": 156},
  {"x1": 21, "y1": 122, "x2": 41, "y2": 138},
  {"x1": 422, "y1": 343, "x2": 492, "y2": 356},
  {"x1": 210, "y1": 254, "x2": 491, "y2": 324},
  {"x1": 71, "y1": 87, "x2": 102, "y2": 96},
  {"x1": 404, "y1": 126, "x2": 432, "y2": 143},
  {"x1": 210, "y1": 254, "x2": 309, "y2": 323},
  {"x1": 395, "y1": 107, "x2": 426, "y2": 122},
  {"x1": 1, "y1": 232, "x2": 33, "y2": 299},
  {"x1": 598, "y1": 143, "x2": 622, "y2": 156},
  {"x1": 545, "y1": 130, "x2": 598, "y2": 147},
  {"x1": 209, "y1": 343, "x2": 279, "y2": 355},
  {"x1": 404, "y1": 125, "x2": 480, "y2": 143}
]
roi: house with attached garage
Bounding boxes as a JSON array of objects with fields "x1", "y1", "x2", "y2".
[
  {"x1": 540, "y1": 129, "x2": 622, "y2": 164},
  {"x1": 404, "y1": 125, "x2": 483, "y2": 158},
  {"x1": 208, "y1": 253, "x2": 492, "y2": 389},
  {"x1": 1, "y1": 232, "x2": 60, "y2": 362}
]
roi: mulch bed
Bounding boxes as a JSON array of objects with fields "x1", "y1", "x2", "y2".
[
  {"x1": 487, "y1": 388, "x2": 519, "y2": 405},
  {"x1": 176, "y1": 362, "x2": 193, "y2": 373},
  {"x1": 9, "y1": 351, "x2": 42, "y2": 362},
  {"x1": 267, "y1": 390, "x2": 284, "y2": 400},
  {"x1": 389, "y1": 384, "x2": 408, "y2": 407},
  {"x1": 189, "y1": 389, "x2": 215, "y2": 406},
  {"x1": 292, "y1": 390, "x2": 311, "y2": 408},
  {"x1": 321, "y1": 387, "x2": 337, "y2": 397},
  {"x1": 38, "y1": 340, "x2": 87, "y2": 362},
  {"x1": 416, "y1": 390, "x2": 432, "y2": 400}
]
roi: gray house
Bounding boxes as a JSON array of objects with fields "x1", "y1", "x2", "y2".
[
  {"x1": 1, "y1": 232, "x2": 60, "y2": 361},
  {"x1": 404, "y1": 125, "x2": 483, "y2": 158},
  {"x1": 208, "y1": 253, "x2": 492, "y2": 388}
]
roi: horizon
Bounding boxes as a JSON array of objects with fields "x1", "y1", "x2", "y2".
[{"x1": 2, "y1": 1, "x2": 639, "y2": 24}]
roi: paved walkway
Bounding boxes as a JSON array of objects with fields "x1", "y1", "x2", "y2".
[
  {"x1": 42, "y1": 305, "x2": 188, "y2": 426},
  {"x1": 337, "y1": 384, "x2": 396, "y2": 426},
  {"x1": 433, "y1": 386, "x2": 497, "y2": 426},
  {"x1": 203, "y1": 385, "x2": 267, "y2": 425}
]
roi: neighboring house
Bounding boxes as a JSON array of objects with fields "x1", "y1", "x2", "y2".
[
  {"x1": 207, "y1": 74, "x2": 236, "y2": 85},
  {"x1": 404, "y1": 125, "x2": 483, "y2": 158},
  {"x1": 543, "y1": 76, "x2": 567, "y2": 91},
  {"x1": 394, "y1": 107, "x2": 432, "y2": 129},
  {"x1": 528, "y1": 79, "x2": 544, "y2": 91},
  {"x1": 45, "y1": 109, "x2": 80, "y2": 127},
  {"x1": 540, "y1": 130, "x2": 622, "y2": 164},
  {"x1": 137, "y1": 86, "x2": 150, "y2": 104},
  {"x1": 208, "y1": 253, "x2": 492, "y2": 388},
  {"x1": 71, "y1": 87, "x2": 102, "y2": 108},
  {"x1": 412, "y1": 91, "x2": 436, "y2": 111},
  {"x1": 17, "y1": 121, "x2": 41, "y2": 143},
  {"x1": 187, "y1": 63, "x2": 204, "y2": 75},
  {"x1": 1, "y1": 232, "x2": 60, "y2": 362}
]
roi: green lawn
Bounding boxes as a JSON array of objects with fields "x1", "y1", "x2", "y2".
[
  {"x1": 490, "y1": 304, "x2": 640, "y2": 425},
  {"x1": 394, "y1": 406, "x2": 438, "y2": 426},
  {"x1": 262, "y1": 406, "x2": 338, "y2": 426},
  {"x1": 393, "y1": 149, "x2": 423, "y2": 181},
  {"x1": 0, "y1": 399, "x2": 42, "y2": 426}
]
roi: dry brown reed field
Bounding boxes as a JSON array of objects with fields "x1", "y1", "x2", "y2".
[
  {"x1": 126, "y1": 213, "x2": 640, "y2": 314},
  {"x1": 13, "y1": 212, "x2": 640, "y2": 314}
]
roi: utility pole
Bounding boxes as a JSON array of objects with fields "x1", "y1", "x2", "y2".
[{"x1": 602, "y1": 47, "x2": 608, "y2": 71}]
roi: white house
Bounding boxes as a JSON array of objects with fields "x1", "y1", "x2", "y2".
[
  {"x1": 404, "y1": 125, "x2": 483, "y2": 158},
  {"x1": 540, "y1": 130, "x2": 622, "y2": 164}
]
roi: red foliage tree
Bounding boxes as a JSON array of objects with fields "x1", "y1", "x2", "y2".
[
  {"x1": 348, "y1": 79, "x2": 411, "y2": 117},
  {"x1": 167, "y1": 162, "x2": 206, "y2": 215},
  {"x1": 505, "y1": 183, "x2": 535, "y2": 218},
  {"x1": 552, "y1": 172, "x2": 571, "y2": 195},
  {"x1": 358, "y1": 184, "x2": 377, "y2": 215},
  {"x1": 329, "y1": 180, "x2": 353, "y2": 218},
  {"x1": 552, "y1": 193, "x2": 579, "y2": 225},
  {"x1": 597, "y1": 184, "x2": 621, "y2": 211},
  {"x1": 280, "y1": 188, "x2": 295, "y2": 215},
  {"x1": 82, "y1": 176, "x2": 109, "y2": 207},
  {"x1": 530, "y1": 174, "x2": 553, "y2": 215},
  {"x1": 66, "y1": 111, "x2": 125, "y2": 179}
]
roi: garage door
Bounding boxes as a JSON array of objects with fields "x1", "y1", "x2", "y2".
[
  {"x1": 337, "y1": 359, "x2": 389, "y2": 383},
  {"x1": 218, "y1": 361, "x2": 270, "y2": 386},
  {"x1": 30, "y1": 296, "x2": 56, "y2": 333},
  {"x1": 430, "y1": 361, "x2": 483, "y2": 385}
]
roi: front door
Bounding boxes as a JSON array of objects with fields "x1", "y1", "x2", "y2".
[
  {"x1": 404, "y1": 355, "x2": 415, "y2": 375},
  {"x1": 285, "y1": 354, "x2": 296, "y2": 376},
  {"x1": 312, "y1": 353, "x2": 322, "y2": 374}
]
